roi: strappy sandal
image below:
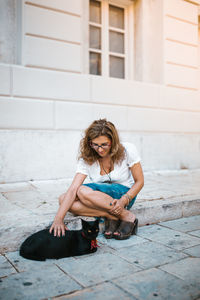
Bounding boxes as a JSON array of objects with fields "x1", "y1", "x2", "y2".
[
  {"x1": 114, "y1": 218, "x2": 138, "y2": 240},
  {"x1": 104, "y1": 219, "x2": 120, "y2": 239}
]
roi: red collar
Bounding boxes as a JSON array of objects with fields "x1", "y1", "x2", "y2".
[
  {"x1": 81, "y1": 232, "x2": 99, "y2": 250},
  {"x1": 90, "y1": 239, "x2": 99, "y2": 250}
]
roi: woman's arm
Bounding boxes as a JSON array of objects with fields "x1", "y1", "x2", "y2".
[
  {"x1": 110, "y1": 162, "x2": 144, "y2": 215},
  {"x1": 49, "y1": 173, "x2": 87, "y2": 236},
  {"x1": 122, "y1": 162, "x2": 144, "y2": 205}
]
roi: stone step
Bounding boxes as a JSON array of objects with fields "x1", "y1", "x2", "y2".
[
  {"x1": 133, "y1": 195, "x2": 200, "y2": 226},
  {"x1": 1, "y1": 194, "x2": 200, "y2": 253},
  {"x1": 0, "y1": 169, "x2": 200, "y2": 253}
]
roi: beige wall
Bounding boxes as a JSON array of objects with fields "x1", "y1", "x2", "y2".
[
  {"x1": 199, "y1": 15, "x2": 200, "y2": 86},
  {"x1": 22, "y1": 0, "x2": 82, "y2": 72},
  {"x1": 134, "y1": 0, "x2": 200, "y2": 89},
  {"x1": 0, "y1": 0, "x2": 19, "y2": 64},
  {"x1": 0, "y1": 64, "x2": 200, "y2": 182},
  {"x1": 134, "y1": 0, "x2": 164, "y2": 84},
  {"x1": 0, "y1": 0, "x2": 200, "y2": 183},
  {"x1": 164, "y1": 0, "x2": 199, "y2": 90}
]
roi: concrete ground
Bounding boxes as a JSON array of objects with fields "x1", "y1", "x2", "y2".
[
  {"x1": 0, "y1": 169, "x2": 200, "y2": 299},
  {"x1": 0, "y1": 215, "x2": 200, "y2": 300}
]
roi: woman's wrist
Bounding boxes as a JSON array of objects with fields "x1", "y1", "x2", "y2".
[
  {"x1": 122, "y1": 193, "x2": 131, "y2": 207},
  {"x1": 54, "y1": 215, "x2": 64, "y2": 222},
  {"x1": 120, "y1": 195, "x2": 128, "y2": 207}
]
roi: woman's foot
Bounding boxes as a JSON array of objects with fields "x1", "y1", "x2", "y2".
[
  {"x1": 120, "y1": 209, "x2": 136, "y2": 223},
  {"x1": 114, "y1": 218, "x2": 138, "y2": 240},
  {"x1": 104, "y1": 219, "x2": 120, "y2": 239}
]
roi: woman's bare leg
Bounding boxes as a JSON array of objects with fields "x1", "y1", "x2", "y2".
[
  {"x1": 58, "y1": 193, "x2": 117, "y2": 220},
  {"x1": 77, "y1": 186, "x2": 115, "y2": 211},
  {"x1": 69, "y1": 200, "x2": 117, "y2": 219},
  {"x1": 77, "y1": 186, "x2": 136, "y2": 222},
  {"x1": 59, "y1": 191, "x2": 136, "y2": 238}
]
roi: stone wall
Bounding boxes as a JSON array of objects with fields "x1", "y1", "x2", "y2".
[
  {"x1": 0, "y1": 64, "x2": 200, "y2": 182},
  {"x1": 0, "y1": 0, "x2": 200, "y2": 183},
  {"x1": 0, "y1": 0, "x2": 18, "y2": 64}
]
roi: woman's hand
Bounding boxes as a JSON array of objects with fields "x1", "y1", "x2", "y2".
[
  {"x1": 109, "y1": 199, "x2": 125, "y2": 216},
  {"x1": 49, "y1": 218, "x2": 68, "y2": 237}
]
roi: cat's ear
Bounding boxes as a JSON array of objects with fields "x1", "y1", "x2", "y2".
[{"x1": 81, "y1": 219, "x2": 87, "y2": 226}]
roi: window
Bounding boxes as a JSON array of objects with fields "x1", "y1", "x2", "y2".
[
  {"x1": 89, "y1": 0, "x2": 133, "y2": 79},
  {"x1": 89, "y1": 0, "x2": 102, "y2": 75}
]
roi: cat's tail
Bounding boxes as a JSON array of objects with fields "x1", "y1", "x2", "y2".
[{"x1": 19, "y1": 244, "x2": 46, "y2": 261}]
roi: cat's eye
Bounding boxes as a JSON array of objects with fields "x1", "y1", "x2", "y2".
[
  {"x1": 96, "y1": 229, "x2": 99, "y2": 232},
  {"x1": 88, "y1": 230, "x2": 91, "y2": 233}
]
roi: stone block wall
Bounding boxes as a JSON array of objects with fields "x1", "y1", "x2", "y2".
[{"x1": 0, "y1": 0, "x2": 200, "y2": 183}]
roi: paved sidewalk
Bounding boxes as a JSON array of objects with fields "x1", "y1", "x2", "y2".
[
  {"x1": 0, "y1": 215, "x2": 200, "y2": 299},
  {"x1": 0, "y1": 169, "x2": 200, "y2": 252}
]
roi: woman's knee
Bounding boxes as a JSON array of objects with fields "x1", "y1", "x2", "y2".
[
  {"x1": 58, "y1": 193, "x2": 66, "y2": 206},
  {"x1": 77, "y1": 185, "x2": 92, "y2": 205},
  {"x1": 69, "y1": 201, "x2": 82, "y2": 214},
  {"x1": 77, "y1": 185, "x2": 89, "y2": 199}
]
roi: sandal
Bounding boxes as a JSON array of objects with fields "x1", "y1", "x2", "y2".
[
  {"x1": 104, "y1": 219, "x2": 120, "y2": 239},
  {"x1": 114, "y1": 218, "x2": 138, "y2": 240}
]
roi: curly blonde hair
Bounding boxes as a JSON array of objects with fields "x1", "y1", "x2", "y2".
[{"x1": 79, "y1": 119, "x2": 125, "y2": 165}]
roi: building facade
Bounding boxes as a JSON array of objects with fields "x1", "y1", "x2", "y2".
[{"x1": 0, "y1": 0, "x2": 200, "y2": 183}]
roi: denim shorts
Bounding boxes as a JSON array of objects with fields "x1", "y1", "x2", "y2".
[{"x1": 82, "y1": 182, "x2": 136, "y2": 210}]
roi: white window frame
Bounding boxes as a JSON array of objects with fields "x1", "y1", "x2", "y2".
[
  {"x1": 83, "y1": 0, "x2": 134, "y2": 80},
  {"x1": 198, "y1": 15, "x2": 200, "y2": 87}
]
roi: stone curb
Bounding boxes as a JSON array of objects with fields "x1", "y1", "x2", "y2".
[
  {"x1": 132, "y1": 196, "x2": 200, "y2": 226},
  {"x1": 1, "y1": 169, "x2": 200, "y2": 253},
  {"x1": 1, "y1": 195, "x2": 200, "y2": 253}
]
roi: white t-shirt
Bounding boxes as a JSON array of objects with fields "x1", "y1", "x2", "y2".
[{"x1": 76, "y1": 142, "x2": 141, "y2": 188}]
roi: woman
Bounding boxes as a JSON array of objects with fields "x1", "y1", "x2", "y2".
[{"x1": 50, "y1": 119, "x2": 144, "y2": 240}]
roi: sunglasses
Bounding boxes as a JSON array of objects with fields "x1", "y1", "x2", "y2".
[{"x1": 90, "y1": 142, "x2": 111, "y2": 151}]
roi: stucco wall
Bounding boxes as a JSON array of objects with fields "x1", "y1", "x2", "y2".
[
  {"x1": 0, "y1": 0, "x2": 200, "y2": 183},
  {"x1": 22, "y1": 0, "x2": 83, "y2": 72},
  {"x1": 0, "y1": 64, "x2": 200, "y2": 182},
  {"x1": 164, "y1": 0, "x2": 199, "y2": 90},
  {"x1": 134, "y1": 0, "x2": 164, "y2": 83},
  {"x1": 0, "y1": 0, "x2": 18, "y2": 64}
]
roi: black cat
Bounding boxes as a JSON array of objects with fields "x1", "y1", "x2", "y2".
[{"x1": 19, "y1": 219, "x2": 99, "y2": 261}]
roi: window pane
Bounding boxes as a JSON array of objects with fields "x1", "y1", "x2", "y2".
[
  {"x1": 109, "y1": 5, "x2": 124, "y2": 29},
  {"x1": 90, "y1": 52, "x2": 101, "y2": 75},
  {"x1": 90, "y1": 26, "x2": 101, "y2": 49},
  {"x1": 90, "y1": 0, "x2": 101, "y2": 24},
  {"x1": 110, "y1": 55, "x2": 124, "y2": 78},
  {"x1": 109, "y1": 31, "x2": 124, "y2": 54}
]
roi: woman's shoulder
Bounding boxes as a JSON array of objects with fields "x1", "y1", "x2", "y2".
[
  {"x1": 77, "y1": 158, "x2": 98, "y2": 167},
  {"x1": 76, "y1": 158, "x2": 98, "y2": 176},
  {"x1": 121, "y1": 142, "x2": 141, "y2": 165}
]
